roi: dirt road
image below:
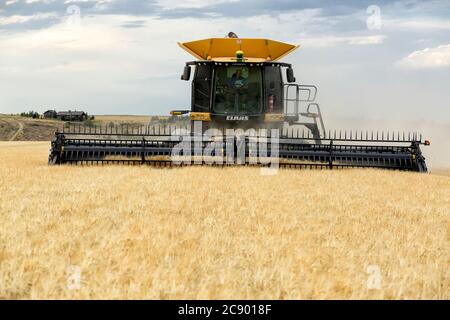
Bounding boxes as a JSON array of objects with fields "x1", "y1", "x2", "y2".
[{"x1": 9, "y1": 119, "x2": 24, "y2": 141}]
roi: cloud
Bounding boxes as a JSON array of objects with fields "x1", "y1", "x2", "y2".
[
  {"x1": 302, "y1": 35, "x2": 386, "y2": 47},
  {"x1": 120, "y1": 19, "x2": 146, "y2": 28},
  {"x1": 1, "y1": 0, "x2": 449, "y2": 126},
  {"x1": 2, "y1": 0, "x2": 446, "y2": 36},
  {"x1": 155, "y1": 0, "x2": 240, "y2": 10},
  {"x1": 397, "y1": 45, "x2": 450, "y2": 69},
  {"x1": 384, "y1": 19, "x2": 450, "y2": 31},
  {"x1": 0, "y1": 12, "x2": 57, "y2": 25},
  {"x1": 0, "y1": 12, "x2": 61, "y2": 30},
  {"x1": 0, "y1": 0, "x2": 395, "y2": 25},
  {"x1": 0, "y1": 0, "x2": 98, "y2": 30}
]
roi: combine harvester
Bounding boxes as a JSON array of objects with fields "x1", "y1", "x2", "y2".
[{"x1": 49, "y1": 33, "x2": 429, "y2": 172}]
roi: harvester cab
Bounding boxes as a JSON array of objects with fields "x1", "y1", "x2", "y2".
[
  {"x1": 48, "y1": 33, "x2": 429, "y2": 172},
  {"x1": 176, "y1": 36, "x2": 325, "y2": 139}
]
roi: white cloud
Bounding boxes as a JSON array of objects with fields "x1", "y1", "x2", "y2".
[
  {"x1": 0, "y1": 12, "x2": 58, "y2": 26},
  {"x1": 384, "y1": 19, "x2": 450, "y2": 31},
  {"x1": 301, "y1": 35, "x2": 386, "y2": 48},
  {"x1": 156, "y1": 0, "x2": 240, "y2": 10},
  {"x1": 25, "y1": 0, "x2": 49, "y2": 3},
  {"x1": 397, "y1": 45, "x2": 450, "y2": 69},
  {"x1": 0, "y1": 6, "x2": 449, "y2": 120},
  {"x1": 0, "y1": 15, "x2": 124, "y2": 51}
]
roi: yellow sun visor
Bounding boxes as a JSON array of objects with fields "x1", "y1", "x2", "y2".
[{"x1": 178, "y1": 38, "x2": 299, "y2": 62}]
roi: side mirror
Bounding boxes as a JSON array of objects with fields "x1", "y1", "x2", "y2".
[
  {"x1": 286, "y1": 67, "x2": 296, "y2": 83},
  {"x1": 181, "y1": 65, "x2": 191, "y2": 81}
]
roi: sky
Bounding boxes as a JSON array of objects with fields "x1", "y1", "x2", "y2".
[
  {"x1": 0, "y1": 0, "x2": 450, "y2": 167},
  {"x1": 0, "y1": 0, "x2": 449, "y2": 167},
  {"x1": 0, "y1": 0, "x2": 449, "y2": 118}
]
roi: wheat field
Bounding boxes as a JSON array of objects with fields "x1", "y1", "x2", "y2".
[{"x1": 0, "y1": 142, "x2": 448, "y2": 299}]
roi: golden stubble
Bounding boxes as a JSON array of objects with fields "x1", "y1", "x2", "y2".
[{"x1": 0, "y1": 142, "x2": 448, "y2": 299}]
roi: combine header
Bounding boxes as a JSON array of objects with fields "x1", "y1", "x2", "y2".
[{"x1": 49, "y1": 34, "x2": 429, "y2": 172}]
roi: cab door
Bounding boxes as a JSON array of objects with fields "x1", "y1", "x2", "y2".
[
  {"x1": 192, "y1": 64, "x2": 213, "y2": 112},
  {"x1": 264, "y1": 65, "x2": 284, "y2": 113}
]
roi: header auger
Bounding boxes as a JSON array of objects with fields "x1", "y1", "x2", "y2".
[{"x1": 49, "y1": 33, "x2": 429, "y2": 172}]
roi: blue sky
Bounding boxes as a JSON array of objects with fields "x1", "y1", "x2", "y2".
[{"x1": 0, "y1": 0, "x2": 449, "y2": 123}]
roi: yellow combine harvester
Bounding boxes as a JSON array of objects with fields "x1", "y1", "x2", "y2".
[
  {"x1": 49, "y1": 33, "x2": 429, "y2": 171},
  {"x1": 173, "y1": 36, "x2": 324, "y2": 139}
]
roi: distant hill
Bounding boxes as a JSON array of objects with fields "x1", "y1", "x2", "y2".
[
  {"x1": 0, "y1": 115, "x2": 156, "y2": 141},
  {"x1": 0, "y1": 116, "x2": 61, "y2": 141}
]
